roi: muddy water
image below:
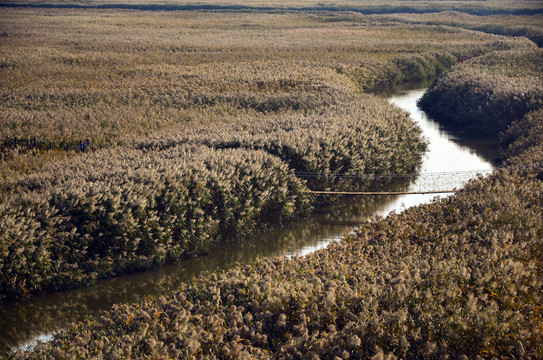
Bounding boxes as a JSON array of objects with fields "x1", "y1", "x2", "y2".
[{"x1": 0, "y1": 87, "x2": 499, "y2": 352}]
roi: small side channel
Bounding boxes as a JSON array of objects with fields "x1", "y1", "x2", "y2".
[{"x1": 0, "y1": 87, "x2": 500, "y2": 353}]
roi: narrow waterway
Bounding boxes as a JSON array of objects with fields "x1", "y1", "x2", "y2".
[{"x1": 0, "y1": 87, "x2": 499, "y2": 353}]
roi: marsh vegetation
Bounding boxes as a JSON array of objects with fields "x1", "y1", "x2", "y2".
[
  {"x1": 2, "y1": 5, "x2": 523, "y2": 302},
  {"x1": 419, "y1": 47, "x2": 543, "y2": 136},
  {"x1": 1, "y1": 0, "x2": 542, "y2": 357}
]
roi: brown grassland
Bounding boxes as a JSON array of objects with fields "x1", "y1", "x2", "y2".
[
  {"x1": 1, "y1": 5, "x2": 524, "y2": 302},
  {"x1": 1, "y1": 0, "x2": 543, "y2": 358}
]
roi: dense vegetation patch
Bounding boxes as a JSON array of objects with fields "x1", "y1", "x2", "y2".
[
  {"x1": 0, "y1": 8, "x2": 525, "y2": 150},
  {"x1": 502, "y1": 108, "x2": 543, "y2": 158},
  {"x1": 0, "y1": 146, "x2": 312, "y2": 302},
  {"x1": 3, "y1": 7, "x2": 523, "y2": 301},
  {"x1": 10, "y1": 148, "x2": 542, "y2": 358},
  {"x1": 137, "y1": 94, "x2": 427, "y2": 191},
  {"x1": 381, "y1": 11, "x2": 543, "y2": 47},
  {"x1": 338, "y1": 51, "x2": 458, "y2": 93},
  {"x1": 418, "y1": 48, "x2": 543, "y2": 136},
  {"x1": 2, "y1": 2, "x2": 543, "y2": 357},
  {"x1": 0, "y1": 9, "x2": 450, "y2": 302},
  {"x1": 0, "y1": 90, "x2": 428, "y2": 302},
  {"x1": 10, "y1": 67, "x2": 543, "y2": 357}
]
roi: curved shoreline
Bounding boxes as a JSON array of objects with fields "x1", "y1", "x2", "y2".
[
  {"x1": 1, "y1": 86, "x2": 498, "y2": 353},
  {"x1": 9, "y1": 84, "x2": 542, "y2": 357}
]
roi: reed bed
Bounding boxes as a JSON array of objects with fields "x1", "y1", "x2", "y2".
[
  {"x1": 1, "y1": 7, "x2": 526, "y2": 190},
  {"x1": 0, "y1": 90, "x2": 428, "y2": 301},
  {"x1": 137, "y1": 94, "x2": 427, "y2": 190},
  {"x1": 10, "y1": 151, "x2": 542, "y2": 358},
  {"x1": 2, "y1": 2, "x2": 543, "y2": 357},
  {"x1": 419, "y1": 47, "x2": 543, "y2": 136},
  {"x1": 2, "y1": 7, "x2": 521, "y2": 300},
  {"x1": 380, "y1": 12, "x2": 543, "y2": 47},
  {"x1": 0, "y1": 8, "x2": 447, "y2": 300},
  {"x1": 502, "y1": 109, "x2": 543, "y2": 158},
  {"x1": 0, "y1": 145, "x2": 313, "y2": 302},
  {"x1": 9, "y1": 81, "x2": 543, "y2": 356},
  {"x1": 0, "y1": 8, "x2": 528, "y2": 148}
]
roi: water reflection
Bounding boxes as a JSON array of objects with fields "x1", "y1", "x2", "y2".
[
  {"x1": 0, "y1": 88, "x2": 499, "y2": 353},
  {"x1": 378, "y1": 89, "x2": 497, "y2": 215}
]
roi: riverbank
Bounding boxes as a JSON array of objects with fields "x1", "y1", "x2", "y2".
[
  {"x1": 419, "y1": 48, "x2": 542, "y2": 137},
  {"x1": 0, "y1": 86, "x2": 498, "y2": 352},
  {"x1": 2, "y1": 2, "x2": 542, "y2": 357},
  {"x1": 3, "y1": 6, "x2": 518, "y2": 303},
  {"x1": 9, "y1": 142, "x2": 540, "y2": 358}
]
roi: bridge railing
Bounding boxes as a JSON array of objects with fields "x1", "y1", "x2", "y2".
[{"x1": 295, "y1": 169, "x2": 495, "y2": 195}]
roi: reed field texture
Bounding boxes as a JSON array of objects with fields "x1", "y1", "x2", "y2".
[
  {"x1": 9, "y1": 140, "x2": 543, "y2": 357},
  {"x1": 10, "y1": 157, "x2": 543, "y2": 358},
  {"x1": 1, "y1": 4, "x2": 530, "y2": 302},
  {"x1": 2, "y1": 0, "x2": 543, "y2": 357},
  {"x1": 419, "y1": 47, "x2": 543, "y2": 136},
  {"x1": 1, "y1": 7, "x2": 525, "y2": 150},
  {"x1": 378, "y1": 12, "x2": 543, "y2": 47},
  {"x1": 9, "y1": 77, "x2": 543, "y2": 358}
]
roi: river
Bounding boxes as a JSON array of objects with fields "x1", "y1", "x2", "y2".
[{"x1": 0, "y1": 87, "x2": 499, "y2": 353}]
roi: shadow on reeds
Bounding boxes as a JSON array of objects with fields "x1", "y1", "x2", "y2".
[{"x1": 0, "y1": 187, "x2": 406, "y2": 353}]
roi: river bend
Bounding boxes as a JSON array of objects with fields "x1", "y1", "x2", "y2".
[{"x1": 0, "y1": 87, "x2": 499, "y2": 352}]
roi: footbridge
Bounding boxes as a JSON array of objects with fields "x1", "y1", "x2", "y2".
[{"x1": 296, "y1": 168, "x2": 495, "y2": 195}]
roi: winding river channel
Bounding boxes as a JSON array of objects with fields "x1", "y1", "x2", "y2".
[{"x1": 0, "y1": 86, "x2": 500, "y2": 353}]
